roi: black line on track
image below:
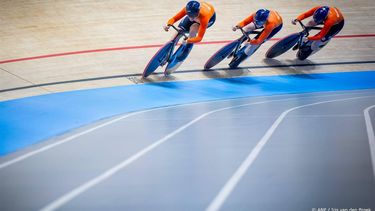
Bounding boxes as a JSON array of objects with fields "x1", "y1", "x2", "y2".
[{"x1": 1, "y1": 60, "x2": 375, "y2": 93}]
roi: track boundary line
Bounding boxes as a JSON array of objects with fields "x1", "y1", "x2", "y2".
[
  {"x1": 206, "y1": 95, "x2": 374, "y2": 211},
  {"x1": 1, "y1": 90, "x2": 374, "y2": 171},
  {"x1": 364, "y1": 104, "x2": 375, "y2": 181},
  {"x1": 0, "y1": 93, "x2": 305, "y2": 170},
  {"x1": 39, "y1": 98, "x2": 291, "y2": 211},
  {"x1": 40, "y1": 94, "x2": 375, "y2": 211}
]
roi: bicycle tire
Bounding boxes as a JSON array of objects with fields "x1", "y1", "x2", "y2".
[
  {"x1": 142, "y1": 42, "x2": 174, "y2": 78},
  {"x1": 297, "y1": 46, "x2": 313, "y2": 60},
  {"x1": 265, "y1": 33, "x2": 300, "y2": 58},
  {"x1": 204, "y1": 40, "x2": 239, "y2": 70}
]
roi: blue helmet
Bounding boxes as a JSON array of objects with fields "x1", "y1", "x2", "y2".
[
  {"x1": 313, "y1": 6, "x2": 330, "y2": 24},
  {"x1": 254, "y1": 9, "x2": 270, "y2": 26},
  {"x1": 186, "y1": 1, "x2": 201, "y2": 19}
]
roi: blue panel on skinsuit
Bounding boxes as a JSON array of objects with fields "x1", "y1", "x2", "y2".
[{"x1": 1, "y1": 70, "x2": 375, "y2": 156}]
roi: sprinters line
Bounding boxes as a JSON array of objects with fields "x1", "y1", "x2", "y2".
[{"x1": 0, "y1": 33, "x2": 374, "y2": 65}]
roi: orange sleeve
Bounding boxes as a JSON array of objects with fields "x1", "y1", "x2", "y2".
[
  {"x1": 167, "y1": 8, "x2": 186, "y2": 25},
  {"x1": 250, "y1": 23, "x2": 274, "y2": 45},
  {"x1": 296, "y1": 6, "x2": 320, "y2": 21},
  {"x1": 238, "y1": 14, "x2": 255, "y2": 28},
  {"x1": 187, "y1": 18, "x2": 208, "y2": 43},
  {"x1": 308, "y1": 20, "x2": 334, "y2": 40}
]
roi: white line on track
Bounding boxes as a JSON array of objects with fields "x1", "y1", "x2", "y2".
[
  {"x1": 40, "y1": 94, "x2": 375, "y2": 211},
  {"x1": 39, "y1": 98, "x2": 295, "y2": 211},
  {"x1": 0, "y1": 95, "x2": 290, "y2": 170},
  {"x1": 206, "y1": 95, "x2": 374, "y2": 211},
  {"x1": 0, "y1": 110, "x2": 150, "y2": 170},
  {"x1": 364, "y1": 105, "x2": 375, "y2": 180},
  {"x1": 3, "y1": 90, "x2": 371, "y2": 170}
]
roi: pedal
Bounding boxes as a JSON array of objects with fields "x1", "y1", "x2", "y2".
[{"x1": 229, "y1": 52, "x2": 248, "y2": 69}]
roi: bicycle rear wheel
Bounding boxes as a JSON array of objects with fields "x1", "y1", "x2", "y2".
[
  {"x1": 204, "y1": 40, "x2": 239, "y2": 70},
  {"x1": 228, "y1": 45, "x2": 260, "y2": 69},
  {"x1": 142, "y1": 42, "x2": 174, "y2": 78},
  {"x1": 297, "y1": 45, "x2": 313, "y2": 60},
  {"x1": 265, "y1": 33, "x2": 300, "y2": 59}
]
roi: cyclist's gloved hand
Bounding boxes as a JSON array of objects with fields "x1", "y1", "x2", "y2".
[
  {"x1": 182, "y1": 36, "x2": 188, "y2": 44},
  {"x1": 232, "y1": 25, "x2": 240, "y2": 31},
  {"x1": 291, "y1": 19, "x2": 298, "y2": 25},
  {"x1": 163, "y1": 25, "x2": 171, "y2": 32},
  {"x1": 164, "y1": 18, "x2": 175, "y2": 31},
  {"x1": 182, "y1": 39, "x2": 186, "y2": 44}
]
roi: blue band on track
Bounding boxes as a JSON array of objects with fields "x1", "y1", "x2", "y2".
[{"x1": 1, "y1": 70, "x2": 375, "y2": 156}]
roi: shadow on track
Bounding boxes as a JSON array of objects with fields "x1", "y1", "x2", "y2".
[{"x1": 1, "y1": 60, "x2": 374, "y2": 93}]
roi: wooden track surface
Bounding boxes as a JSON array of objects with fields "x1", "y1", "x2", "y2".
[{"x1": 0, "y1": 0, "x2": 375, "y2": 101}]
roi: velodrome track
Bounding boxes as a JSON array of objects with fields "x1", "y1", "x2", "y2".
[
  {"x1": 1, "y1": 0, "x2": 375, "y2": 210},
  {"x1": 1, "y1": 89, "x2": 375, "y2": 211}
]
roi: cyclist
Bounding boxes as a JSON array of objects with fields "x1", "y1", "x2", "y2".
[
  {"x1": 292, "y1": 6, "x2": 344, "y2": 53},
  {"x1": 231, "y1": 9, "x2": 283, "y2": 66},
  {"x1": 163, "y1": 1, "x2": 216, "y2": 72}
]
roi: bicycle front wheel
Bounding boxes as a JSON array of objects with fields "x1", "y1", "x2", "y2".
[
  {"x1": 265, "y1": 33, "x2": 300, "y2": 59},
  {"x1": 143, "y1": 42, "x2": 174, "y2": 78},
  {"x1": 204, "y1": 40, "x2": 239, "y2": 70}
]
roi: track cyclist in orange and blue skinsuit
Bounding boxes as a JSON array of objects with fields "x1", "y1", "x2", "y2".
[
  {"x1": 231, "y1": 9, "x2": 283, "y2": 65},
  {"x1": 292, "y1": 6, "x2": 344, "y2": 54},
  {"x1": 163, "y1": 1, "x2": 216, "y2": 72}
]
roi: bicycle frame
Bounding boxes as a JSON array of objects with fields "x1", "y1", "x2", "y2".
[
  {"x1": 159, "y1": 25, "x2": 188, "y2": 66},
  {"x1": 296, "y1": 20, "x2": 322, "y2": 49},
  {"x1": 142, "y1": 25, "x2": 189, "y2": 78},
  {"x1": 265, "y1": 20, "x2": 323, "y2": 59},
  {"x1": 204, "y1": 26, "x2": 263, "y2": 70},
  {"x1": 230, "y1": 27, "x2": 261, "y2": 58}
]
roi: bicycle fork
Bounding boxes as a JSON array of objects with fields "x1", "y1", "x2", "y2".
[
  {"x1": 159, "y1": 34, "x2": 183, "y2": 67},
  {"x1": 227, "y1": 36, "x2": 247, "y2": 59}
]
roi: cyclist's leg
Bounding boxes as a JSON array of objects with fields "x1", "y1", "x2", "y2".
[
  {"x1": 311, "y1": 20, "x2": 344, "y2": 52},
  {"x1": 266, "y1": 24, "x2": 283, "y2": 40},
  {"x1": 188, "y1": 23, "x2": 199, "y2": 38},
  {"x1": 174, "y1": 25, "x2": 196, "y2": 61},
  {"x1": 311, "y1": 39, "x2": 328, "y2": 52},
  {"x1": 243, "y1": 22, "x2": 257, "y2": 33},
  {"x1": 244, "y1": 44, "x2": 259, "y2": 56},
  {"x1": 177, "y1": 13, "x2": 216, "y2": 62},
  {"x1": 178, "y1": 17, "x2": 194, "y2": 33},
  {"x1": 242, "y1": 23, "x2": 261, "y2": 56},
  {"x1": 244, "y1": 24, "x2": 282, "y2": 56},
  {"x1": 306, "y1": 19, "x2": 318, "y2": 27},
  {"x1": 302, "y1": 19, "x2": 319, "y2": 44},
  {"x1": 188, "y1": 12, "x2": 216, "y2": 37},
  {"x1": 169, "y1": 18, "x2": 197, "y2": 63},
  {"x1": 207, "y1": 12, "x2": 216, "y2": 28},
  {"x1": 323, "y1": 19, "x2": 345, "y2": 40}
]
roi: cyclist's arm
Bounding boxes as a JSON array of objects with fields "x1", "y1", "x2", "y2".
[
  {"x1": 238, "y1": 14, "x2": 254, "y2": 28},
  {"x1": 308, "y1": 20, "x2": 333, "y2": 40},
  {"x1": 187, "y1": 18, "x2": 209, "y2": 43},
  {"x1": 167, "y1": 8, "x2": 186, "y2": 25},
  {"x1": 250, "y1": 24, "x2": 273, "y2": 45},
  {"x1": 296, "y1": 6, "x2": 321, "y2": 21}
]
